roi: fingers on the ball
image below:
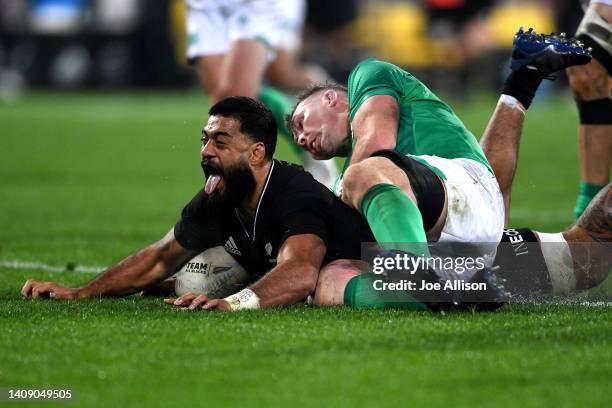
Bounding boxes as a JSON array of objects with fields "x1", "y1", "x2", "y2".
[
  {"x1": 188, "y1": 294, "x2": 209, "y2": 310},
  {"x1": 202, "y1": 299, "x2": 218, "y2": 310},
  {"x1": 173, "y1": 292, "x2": 197, "y2": 305}
]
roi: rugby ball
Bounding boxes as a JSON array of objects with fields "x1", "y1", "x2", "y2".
[{"x1": 174, "y1": 246, "x2": 250, "y2": 298}]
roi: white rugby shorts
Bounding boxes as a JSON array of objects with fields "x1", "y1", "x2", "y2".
[
  {"x1": 186, "y1": 0, "x2": 305, "y2": 61},
  {"x1": 416, "y1": 155, "x2": 505, "y2": 280}
]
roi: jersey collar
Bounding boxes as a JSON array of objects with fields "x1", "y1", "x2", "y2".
[{"x1": 235, "y1": 160, "x2": 275, "y2": 241}]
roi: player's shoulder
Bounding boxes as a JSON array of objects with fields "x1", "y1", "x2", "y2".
[
  {"x1": 268, "y1": 160, "x2": 335, "y2": 204},
  {"x1": 349, "y1": 58, "x2": 405, "y2": 83},
  {"x1": 271, "y1": 160, "x2": 328, "y2": 192}
]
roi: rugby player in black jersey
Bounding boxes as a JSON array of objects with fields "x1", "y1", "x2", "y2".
[
  {"x1": 21, "y1": 95, "x2": 610, "y2": 310},
  {"x1": 21, "y1": 96, "x2": 375, "y2": 311}
]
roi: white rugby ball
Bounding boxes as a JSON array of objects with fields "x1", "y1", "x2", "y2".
[{"x1": 175, "y1": 246, "x2": 250, "y2": 298}]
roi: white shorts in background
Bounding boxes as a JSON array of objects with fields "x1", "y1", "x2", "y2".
[
  {"x1": 186, "y1": 0, "x2": 305, "y2": 61},
  {"x1": 583, "y1": 0, "x2": 612, "y2": 10},
  {"x1": 417, "y1": 155, "x2": 505, "y2": 281}
]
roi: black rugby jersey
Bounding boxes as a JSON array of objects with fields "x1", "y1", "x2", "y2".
[{"x1": 174, "y1": 160, "x2": 375, "y2": 277}]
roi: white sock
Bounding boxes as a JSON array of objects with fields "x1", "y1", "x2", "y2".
[{"x1": 537, "y1": 232, "x2": 577, "y2": 295}]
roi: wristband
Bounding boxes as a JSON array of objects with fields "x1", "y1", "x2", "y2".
[{"x1": 224, "y1": 288, "x2": 261, "y2": 311}]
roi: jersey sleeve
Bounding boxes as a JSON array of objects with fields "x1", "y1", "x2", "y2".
[
  {"x1": 348, "y1": 59, "x2": 405, "y2": 120},
  {"x1": 173, "y1": 190, "x2": 224, "y2": 251},
  {"x1": 347, "y1": 58, "x2": 431, "y2": 121}
]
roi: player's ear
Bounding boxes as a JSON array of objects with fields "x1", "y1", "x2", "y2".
[
  {"x1": 323, "y1": 90, "x2": 337, "y2": 107},
  {"x1": 248, "y1": 142, "x2": 266, "y2": 164}
]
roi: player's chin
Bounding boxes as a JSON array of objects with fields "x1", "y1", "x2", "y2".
[{"x1": 310, "y1": 150, "x2": 332, "y2": 161}]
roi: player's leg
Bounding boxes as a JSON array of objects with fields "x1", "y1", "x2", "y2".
[
  {"x1": 263, "y1": 0, "x2": 338, "y2": 188},
  {"x1": 194, "y1": 55, "x2": 225, "y2": 98},
  {"x1": 312, "y1": 259, "x2": 429, "y2": 310},
  {"x1": 564, "y1": 181, "x2": 611, "y2": 289},
  {"x1": 480, "y1": 28, "x2": 592, "y2": 224},
  {"x1": 340, "y1": 154, "x2": 436, "y2": 255},
  {"x1": 185, "y1": 4, "x2": 229, "y2": 101},
  {"x1": 495, "y1": 184, "x2": 611, "y2": 296},
  {"x1": 479, "y1": 102, "x2": 525, "y2": 226},
  {"x1": 215, "y1": 39, "x2": 268, "y2": 101},
  {"x1": 267, "y1": 50, "x2": 330, "y2": 91},
  {"x1": 312, "y1": 259, "x2": 367, "y2": 306},
  {"x1": 568, "y1": 1, "x2": 612, "y2": 219}
]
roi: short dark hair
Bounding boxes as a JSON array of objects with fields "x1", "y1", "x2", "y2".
[
  {"x1": 284, "y1": 82, "x2": 348, "y2": 135},
  {"x1": 209, "y1": 96, "x2": 277, "y2": 160}
]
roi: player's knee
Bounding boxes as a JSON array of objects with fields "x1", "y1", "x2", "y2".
[
  {"x1": 215, "y1": 83, "x2": 257, "y2": 101},
  {"x1": 312, "y1": 260, "x2": 364, "y2": 306},
  {"x1": 342, "y1": 160, "x2": 385, "y2": 210},
  {"x1": 567, "y1": 64, "x2": 608, "y2": 101},
  {"x1": 312, "y1": 268, "x2": 339, "y2": 306}
]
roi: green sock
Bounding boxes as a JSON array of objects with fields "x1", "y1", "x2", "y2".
[
  {"x1": 343, "y1": 273, "x2": 429, "y2": 310},
  {"x1": 574, "y1": 181, "x2": 606, "y2": 219},
  {"x1": 360, "y1": 183, "x2": 429, "y2": 256},
  {"x1": 257, "y1": 86, "x2": 302, "y2": 156}
]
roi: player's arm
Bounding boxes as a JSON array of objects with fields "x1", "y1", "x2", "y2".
[
  {"x1": 349, "y1": 95, "x2": 399, "y2": 165},
  {"x1": 21, "y1": 228, "x2": 196, "y2": 300},
  {"x1": 171, "y1": 233, "x2": 326, "y2": 311},
  {"x1": 248, "y1": 233, "x2": 326, "y2": 307}
]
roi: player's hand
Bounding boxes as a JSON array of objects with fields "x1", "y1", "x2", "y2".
[
  {"x1": 200, "y1": 298, "x2": 232, "y2": 311},
  {"x1": 21, "y1": 279, "x2": 78, "y2": 300},
  {"x1": 164, "y1": 292, "x2": 198, "y2": 308},
  {"x1": 164, "y1": 292, "x2": 232, "y2": 311}
]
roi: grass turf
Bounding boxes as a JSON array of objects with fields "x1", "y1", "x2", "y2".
[{"x1": 1, "y1": 91, "x2": 610, "y2": 407}]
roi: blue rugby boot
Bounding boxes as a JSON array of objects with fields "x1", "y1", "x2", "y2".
[{"x1": 510, "y1": 27, "x2": 592, "y2": 76}]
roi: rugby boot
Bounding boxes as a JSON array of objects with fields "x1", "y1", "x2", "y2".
[{"x1": 510, "y1": 27, "x2": 592, "y2": 76}]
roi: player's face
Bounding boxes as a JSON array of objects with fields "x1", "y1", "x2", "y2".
[
  {"x1": 291, "y1": 92, "x2": 350, "y2": 160},
  {"x1": 200, "y1": 115, "x2": 256, "y2": 205}
]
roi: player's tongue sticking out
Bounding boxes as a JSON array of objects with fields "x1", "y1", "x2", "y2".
[{"x1": 205, "y1": 175, "x2": 221, "y2": 195}]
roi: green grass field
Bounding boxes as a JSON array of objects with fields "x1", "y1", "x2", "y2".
[{"x1": 1, "y1": 91, "x2": 610, "y2": 407}]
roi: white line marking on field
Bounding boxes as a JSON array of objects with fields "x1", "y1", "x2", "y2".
[{"x1": 0, "y1": 260, "x2": 105, "y2": 274}]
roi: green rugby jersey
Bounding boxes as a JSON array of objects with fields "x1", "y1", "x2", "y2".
[{"x1": 332, "y1": 58, "x2": 492, "y2": 196}]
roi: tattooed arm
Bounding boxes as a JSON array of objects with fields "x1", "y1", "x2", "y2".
[
  {"x1": 22, "y1": 228, "x2": 196, "y2": 300},
  {"x1": 563, "y1": 183, "x2": 612, "y2": 290}
]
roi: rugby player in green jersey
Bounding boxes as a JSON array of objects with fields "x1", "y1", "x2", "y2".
[{"x1": 287, "y1": 28, "x2": 593, "y2": 301}]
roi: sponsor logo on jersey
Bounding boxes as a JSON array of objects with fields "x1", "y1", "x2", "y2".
[
  {"x1": 224, "y1": 236, "x2": 242, "y2": 256},
  {"x1": 265, "y1": 242, "x2": 273, "y2": 256}
]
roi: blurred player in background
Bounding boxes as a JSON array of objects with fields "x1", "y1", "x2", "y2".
[
  {"x1": 566, "y1": 0, "x2": 612, "y2": 219},
  {"x1": 185, "y1": 0, "x2": 338, "y2": 188},
  {"x1": 424, "y1": 0, "x2": 495, "y2": 91}
]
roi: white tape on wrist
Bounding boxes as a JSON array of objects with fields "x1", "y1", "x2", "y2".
[
  {"x1": 224, "y1": 288, "x2": 261, "y2": 311},
  {"x1": 499, "y1": 94, "x2": 526, "y2": 115}
]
